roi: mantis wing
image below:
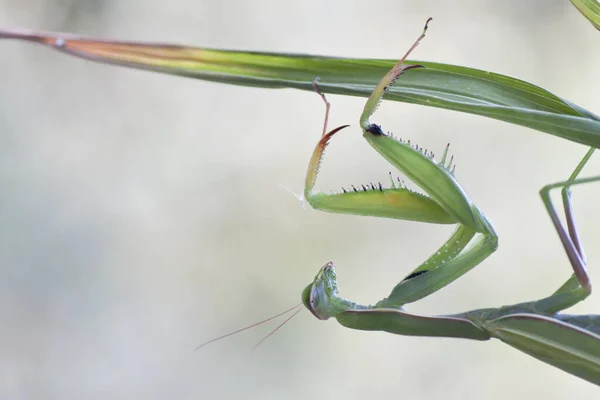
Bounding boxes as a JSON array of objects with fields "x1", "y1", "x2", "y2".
[{"x1": 485, "y1": 313, "x2": 600, "y2": 386}]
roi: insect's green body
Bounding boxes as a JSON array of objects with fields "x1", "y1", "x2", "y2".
[{"x1": 301, "y1": 19, "x2": 600, "y2": 386}]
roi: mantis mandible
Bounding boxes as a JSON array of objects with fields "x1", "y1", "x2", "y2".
[
  {"x1": 301, "y1": 18, "x2": 600, "y2": 385},
  {"x1": 202, "y1": 18, "x2": 600, "y2": 385}
]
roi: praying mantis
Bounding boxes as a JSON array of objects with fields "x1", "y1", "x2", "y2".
[
  {"x1": 200, "y1": 19, "x2": 600, "y2": 385},
  {"x1": 299, "y1": 18, "x2": 600, "y2": 385}
]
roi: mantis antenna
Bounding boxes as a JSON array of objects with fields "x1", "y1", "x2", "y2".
[{"x1": 195, "y1": 303, "x2": 302, "y2": 351}]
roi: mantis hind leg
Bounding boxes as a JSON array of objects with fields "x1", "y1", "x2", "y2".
[
  {"x1": 560, "y1": 149, "x2": 595, "y2": 264},
  {"x1": 531, "y1": 148, "x2": 597, "y2": 314}
]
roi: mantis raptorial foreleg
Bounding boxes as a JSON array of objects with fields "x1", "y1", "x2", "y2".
[
  {"x1": 300, "y1": 19, "x2": 600, "y2": 385},
  {"x1": 304, "y1": 18, "x2": 497, "y2": 308}
]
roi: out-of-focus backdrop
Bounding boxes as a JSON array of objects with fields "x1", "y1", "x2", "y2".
[{"x1": 1, "y1": 1, "x2": 599, "y2": 398}]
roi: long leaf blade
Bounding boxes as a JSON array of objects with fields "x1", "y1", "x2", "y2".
[
  {"x1": 571, "y1": 0, "x2": 600, "y2": 30},
  {"x1": 2, "y1": 29, "x2": 599, "y2": 146}
]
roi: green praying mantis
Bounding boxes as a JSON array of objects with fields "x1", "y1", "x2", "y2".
[{"x1": 202, "y1": 19, "x2": 600, "y2": 385}]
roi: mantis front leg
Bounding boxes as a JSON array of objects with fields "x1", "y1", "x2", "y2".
[{"x1": 303, "y1": 18, "x2": 498, "y2": 311}]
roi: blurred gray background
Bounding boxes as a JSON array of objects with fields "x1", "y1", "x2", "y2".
[{"x1": 1, "y1": 0, "x2": 599, "y2": 399}]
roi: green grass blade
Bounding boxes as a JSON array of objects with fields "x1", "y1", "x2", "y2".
[
  {"x1": 1, "y1": 29, "x2": 599, "y2": 147},
  {"x1": 571, "y1": 0, "x2": 600, "y2": 30}
]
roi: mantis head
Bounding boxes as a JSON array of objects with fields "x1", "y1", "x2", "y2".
[{"x1": 301, "y1": 261, "x2": 340, "y2": 320}]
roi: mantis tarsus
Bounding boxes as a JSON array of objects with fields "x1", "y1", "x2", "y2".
[{"x1": 205, "y1": 19, "x2": 600, "y2": 385}]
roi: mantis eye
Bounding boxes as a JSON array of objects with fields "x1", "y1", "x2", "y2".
[
  {"x1": 301, "y1": 283, "x2": 319, "y2": 317},
  {"x1": 310, "y1": 289, "x2": 319, "y2": 309}
]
